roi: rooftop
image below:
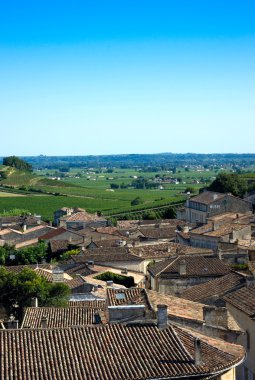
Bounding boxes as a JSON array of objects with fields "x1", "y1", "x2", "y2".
[
  {"x1": 189, "y1": 191, "x2": 225, "y2": 205},
  {"x1": 224, "y1": 284, "x2": 255, "y2": 318},
  {"x1": 21, "y1": 306, "x2": 106, "y2": 328},
  {"x1": 148, "y1": 255, "x2": 230, "y2": 278},
  {"x1": 181, "y1": 272, "x2": 246, "y2": 303},
  {"x1": 0, "y1": 323, "x2": 245, "y2": 380}
]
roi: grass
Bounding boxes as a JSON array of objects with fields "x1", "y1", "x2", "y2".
[{"x1": 0, "y1": 165, "x2": 219, "y2": 220}]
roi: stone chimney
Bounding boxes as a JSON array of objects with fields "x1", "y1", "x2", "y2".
[
  {"x1": 52, "y1": 267, "x2": 64, "y2": 283},
  {"x1": 194, "y1": 338, "x2": 202, "y2": 365},
  {"x1": 179, "y1": 259, "x2": 187, "y2": 276},
  {"x1": 7, "y1": 315, "x2": 19, "y2": 329},
  {"x1": 31, "y1": 297, "x2": 38, "y2": 307},
  {"x1": 106, "y1": 280, "x2": 114, "y2": 288},
  {"x1": 87, "y1": 260, "x2": 94, "y2": 269},
  {"x1": 203, "y1": 306, "x2": 228, "y2": 329},
  {"x1": 41, "y1": 316, "x2": 48, "y2": 328},
  {"x1": 182, "y1": 226, "x2": 189, "y2": 234},
  {"x1": 157, "y1": 304, "x2": 168, "y2": 329}
]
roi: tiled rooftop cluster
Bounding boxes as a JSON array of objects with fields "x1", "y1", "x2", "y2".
[
  {"x1": 148, "y1": 255, "x2": 230, "y2": 277},
  {"x1": 0, "y1": 324, "x2": 244, "y2": 380},
  {"x1": 21, "y1": 306, "x2": 106, "y2": 328},
  {"x1": 181, "y1": 272, "x2": 246, "y2": 302},
  {"x1": 224, "y1": 284, "x2": 255, "y2": 317}
]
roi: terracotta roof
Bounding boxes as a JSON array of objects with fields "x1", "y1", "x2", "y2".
[
  {"x1": 191, "y1": 223, "x2": 250, "y2": 238},
  {"x1": 147, "y1": 290, "x2": 204, "y2": 322},
  {"x1": 95, "y1": 227, "x2": 122, "y2": 236},
  {"x1": 64, "y1": 263, "x2": 92, "y2": 277},
  {"x1": 0, "y1": 324, "x2": 245, "y2": 380},
  {"x1": 21, "y1": 306, "x2": 106, "y2": 328},
  {"x1": 138, "y1": 227, "x2": 177, "y2": 239},
  {"x1": 2, "y1": 264, "x2": 52, "y2": 274},
  {"x1": 181, "y1": 272, "x2": 246, "y2": 303},
  {"x1": 50, "y1": 240, "x2": 69, "y2": 253},
  {"x1": 148, "y1": 256, "x2": 230, "y2": 278},
  {"x1": 39, "y1": 227, "x2": 67, "y2": 240},
  {"x1": 223, "y1": 284, "x2": 255, "y2": 317},
  {"x1": 66, "y1": 211, "x2": 104, "y2": 222},
  {"x1": 129, "y1": 243, "x2": 212, "y2": 259},
  {"x1": 72, "y1": 248, "x2": 143, "y2": 263},
  {"x1": 107, "y1": 288, "x2": 150, "y2": 307},
  {"x1": 189, "y1": 191, "x2": 225, "y2": 205},
  {"x1": 68, "y1": 300, "x2": 106, "y2": 308}
]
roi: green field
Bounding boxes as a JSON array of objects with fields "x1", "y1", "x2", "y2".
[{"x1": 0, "y1": 165, "x2": 222, "y2": 220}]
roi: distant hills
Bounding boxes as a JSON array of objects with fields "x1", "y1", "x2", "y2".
[{"x1": 1, "y1": 153, "x2": 255, "y2": 169}]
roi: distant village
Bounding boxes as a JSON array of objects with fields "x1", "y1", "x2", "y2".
[{"x1": 1, "y1": 189, "x2": 255, "y2": 379}]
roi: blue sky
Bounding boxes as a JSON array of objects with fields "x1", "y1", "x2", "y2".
[{"x1": 0, "y1": 0, "x2": 254, "y2": 155}]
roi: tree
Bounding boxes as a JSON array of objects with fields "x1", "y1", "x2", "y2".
[
  {"x1": 208, "y1": 173, "x2": 248, "y2": 197},
  {"x1": 161, "y1": 207, "x2": 176, "y2": 219},
  {"x1": 0, "y1": 267, "x2": 70, "y2": 319},
  {"x1": 2, "y1": 156, "x2": 32, "y2": 171},
  {"x1": 0, "y1": 241, "x2": 48, "y2": 266},
  {"x1": 110, "y1": 183, "x2": 119, "y2": 189},
  {"x1": 131, "y1": 197, "x2": 143, "y2": 206},
  {"x1": 142, "y1": 211, "x2": 157, "y2": 220}
]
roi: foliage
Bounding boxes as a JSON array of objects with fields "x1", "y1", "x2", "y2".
[
  {"x1": 2, "y1": 156, "x2": 32, "y2": 171},
  {"x1": 95, "y1": 271, "x2": 135, "y2": 288},
  {"x1": 208, "y1": 173, "x2": 248, "y2": 197},
  {"x1": 0, "y1": 241, "x2": 48, "y2": 266},
  {"x1": 59, "y1": 249, "x2": 80, "y2": 262},
  {"x1": 184, "y1": 187, "x2": 196, "y2": 194},
  {"x1": 142, "y1": 210, "x2": 157, "y2": 220},
  {"x1": 0, "y1": 208, "x2": 31, "y2": 216},
  {"x1": 131, "y1": 196, "x2": 144, "y2": 206},
  {"x1": 0, "y1": 267, "x2": 70, "y2": 318},
  {"x1": 110, "y1": 183, "x2": 119, "y2": 189},
  {"x1": 161, "y1": 207, "x2": 176, "y2": 219},
  {"x1": 231, "y1": 263, "x2": 248, "y2": 270}
]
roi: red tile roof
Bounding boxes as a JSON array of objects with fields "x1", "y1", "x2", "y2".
[
  {"x1": 0, "y1": 324, "x2": 244, "y2": 379},
  {"x1": 181, "y1": 272, "x2": 246, "y2": 303},
  {"x1": 21, "y1": 306, "x2": 106, "y2": 328},
  {"x1": 148, "y1": 256, "x2": 230, "y2": 278},
  {"x1": 223, "y1": 284, "x2": 255, "y2": 317}
]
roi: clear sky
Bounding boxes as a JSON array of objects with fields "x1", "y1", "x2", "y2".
[{"x1": 0, "y1": 0, "x2": 254, "y2": 155}]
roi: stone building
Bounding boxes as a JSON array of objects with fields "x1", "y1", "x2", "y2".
[
  {"x1": 185, "y1": 191, "x2": 252, "y2": 224},
  {"x1": 147, "y1": 255, "x2": 230, "y2": 295}
]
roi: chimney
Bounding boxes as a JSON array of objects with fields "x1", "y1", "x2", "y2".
[
  {"x1": 179, "y1": 259, "x2": 187, "y2": 276},
  {"x1": 203, "y1": 306, "x2": 228, "y2": 329},
  {"x1": 52, "y1": 267, "x2": 64, "y2": 283},
  {"x1": 7, "y1": 315, "x2": 19, "y2": 329},
  {"x1": 23, "y1": 224, "x2": 27, "y2": 232},
  {"x1": 87, "y1": 260, "x2": 94, "y2": 269},
  {"x1": 194, "y1": 338, "x2": 202, "y2": 365},
  {"x1": 106, "y1": 280, "x2": 114, "y2": 288},
  {"x1": 246, "y1": 275, "x2": 255, "y2": 287},
  {"x1": 31, "y1": 297, "x2": 38, "y2": 307},
  {"x1": 41, "y1": 316, "x2": 48, "y2": 328},
  {"x1": 157, "y1": 304, "x2": 168, "y2": 329},
  {"x1": 94, "y1": 311, "x2": 102, "y2": 324},
  {"x1": 182, "y1": 226, "x2": 189, "y2": 234}
]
